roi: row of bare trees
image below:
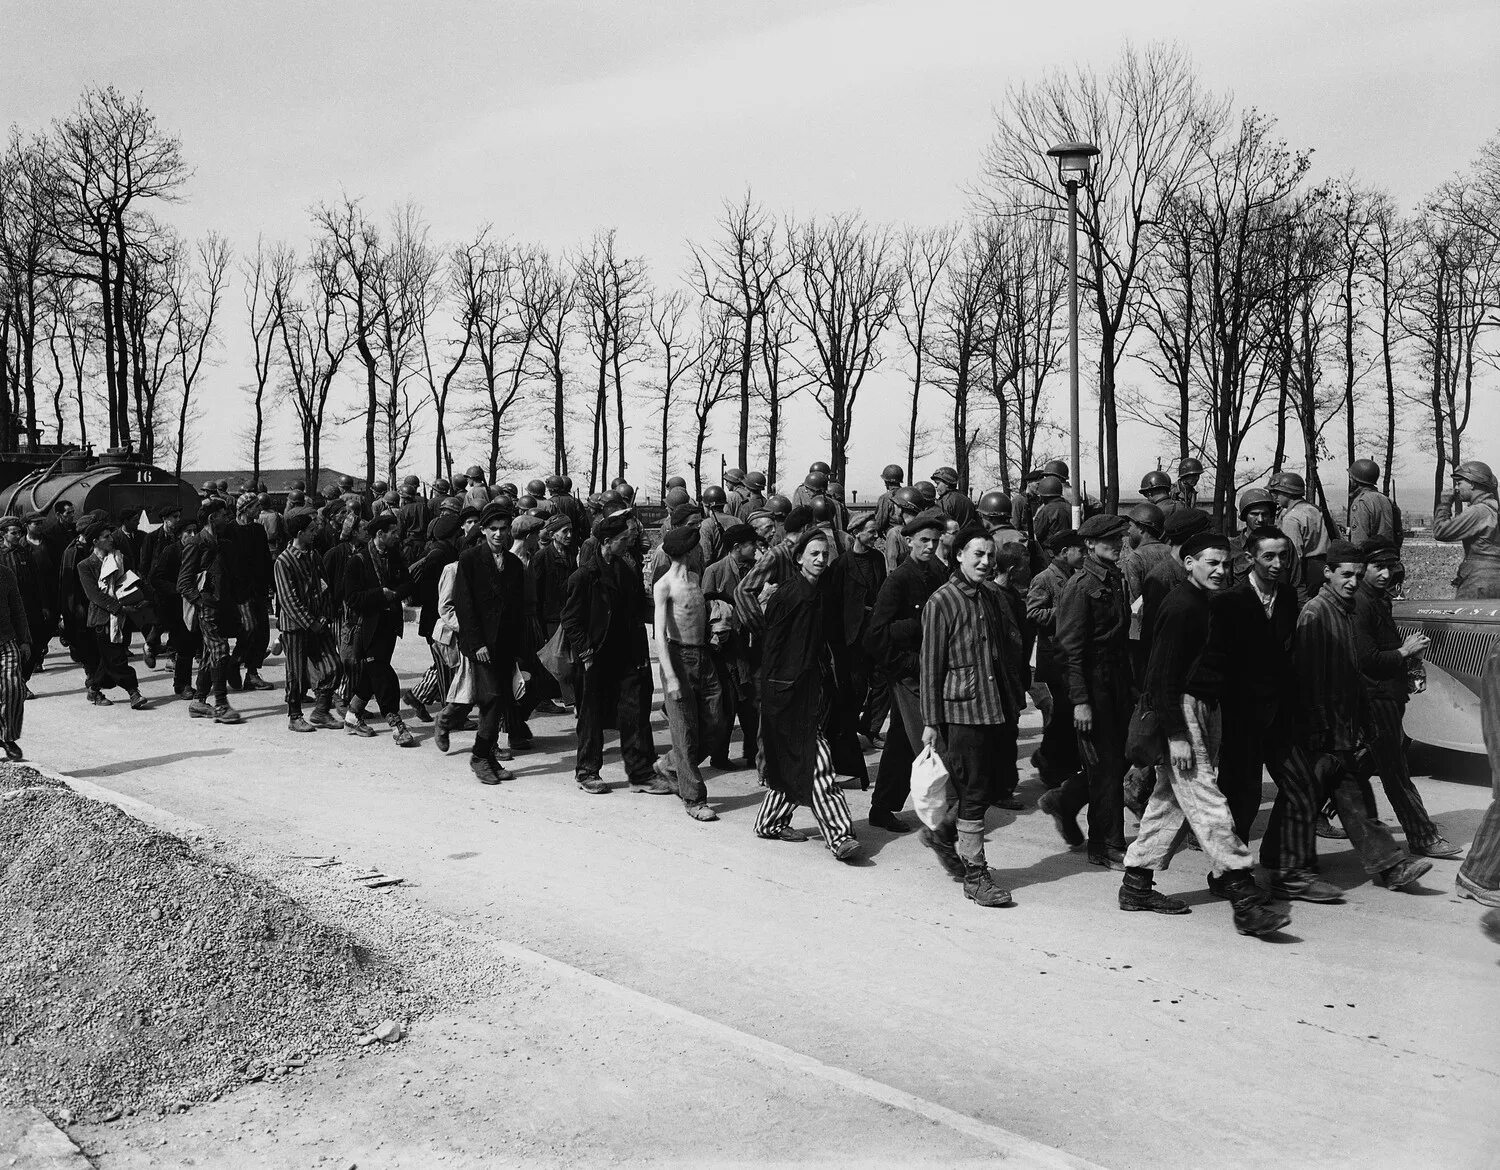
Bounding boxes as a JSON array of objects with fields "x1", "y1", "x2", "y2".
[{"x1": 3, "y1": 61, "x2": 1497, "y2": 514}]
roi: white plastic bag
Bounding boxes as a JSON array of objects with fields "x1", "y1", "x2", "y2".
[{"x1": 910, "y1": 745, "x2": 951, "y2": 830}]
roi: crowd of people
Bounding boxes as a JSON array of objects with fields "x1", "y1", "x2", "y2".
[{"x1": 2, "y1": 453, "x2": 1499, "y2": 937}]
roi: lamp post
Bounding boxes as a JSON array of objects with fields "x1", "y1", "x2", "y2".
[{"x1": 1046, "y1": 140, "x2": 1099, "y2": 527}]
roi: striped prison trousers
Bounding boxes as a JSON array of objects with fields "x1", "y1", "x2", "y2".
[
  {"x1": 0, "y1": 640, "x2": 24, "y2": 744},
  {"x1": 409, "y1": 638, "x2": 453, "y2": 707},
  {"x1": 281, "y1": 628, "x2": 344, "y2": 713},
  {"x1": 754, "y1": 733, "x2": 854, "y2": 851}
]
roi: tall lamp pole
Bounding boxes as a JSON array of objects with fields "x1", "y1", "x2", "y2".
[{"x1": 1046, "y1": 140, "x2": 1100, "y2": 527}]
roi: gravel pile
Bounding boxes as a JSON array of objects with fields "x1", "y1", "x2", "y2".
[
  {"x1": 0, "y1": 763, "x2": 66, "y2": 794},
  {"x1": 0, "y1": 780, "x2": 425, "y2": 1124},
  {"x1": 1400, "y1": 539, "x2": 1462, "y2": 600}
]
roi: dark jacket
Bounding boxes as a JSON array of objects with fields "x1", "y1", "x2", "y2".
[
  {"x1": 1213, "y1": 575, "x2": 1301, "y2": 736},
  {"x1": 178, "y1": 529, "x2": 243, "y2": 634},
  {"x1": 1031, "y1": 497, "x2": 1072, "y2": 553},
  {"x1": 235, "y1": 520, "x2": 274, "y2": 597},
  {"x1": 560, "y1": 545, "x2": 650, "y2": 668},
  {"x1": 453, "y1": 543, "x2": 527, "y2": 663},
  {"x1": 1055, "y1": 555, "x2": 1132, "y2": 709},
  {"x1": 0, "y1": 561, "x2": 30, "y2": 647},
  {"x1": 0, "y1": 546, "x2": 45, "y2": 633},
  {"x1": 825, "y1": 544, "x2": 887, "y2": 650},
  {"x1": 1025, "y1": 556, "x2": 1076, "y2": 687},
  {"x1": 1144, "y1": 580, "x2": 1225, "y2": 737},
  {"x1": 867, "y1": 554, "x2": 944, "y2": 683},
  {"x1": 409, "y1": 537, "x2": 460, "y2": 640},
  {"x1": 531, "y1": 543, "x2": 578, "y2": 638},
  {"x1": 78, "y1": 551, "x2": 125, "y2": 630},
  {"x1": 1352, "y1": 578, "x2": 1408, "y2": 704},
  {"x1": 342, "y1": 542, "x2": 411, "y2": 654}
]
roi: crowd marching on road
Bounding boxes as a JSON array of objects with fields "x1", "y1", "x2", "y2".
[{"x1": 3, "y1": 452, "x2": 1500, "y2": 939}]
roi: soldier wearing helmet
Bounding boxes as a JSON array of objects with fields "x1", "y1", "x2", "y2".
[
  {"x1": 734, "y1": 471, "x2": 768, "y2": 521},
  {"x1": 1268, "y1": 470, "x2": 1329, "y2": 605},
  {"x1": 698, "y1": 485, "x2": 736, "y2": 564},
  {"x1": 881, "y1": 486, "x2": 923, "y2": 572},
  {"x1": 1030, "y1": 475, "x2": 1073, "y2": 553},
  {"x1": 1229, "y1": 487, "x2": 1277, "y2": 580},
  {"x1": 791, "y1": 467, "x2": 831, "y2": 512},
  {"x1": 724, "y1": 467, "x2": 748, "y2": 515},
  {"x1": 545, "y1": 472, "x2": 590, "y2": 538},
  {"x1": 870, "y1": 464, "x2": 906, "y2": 548},
  {"x1": 930, "y1": 466, "x2": 976, "y2": 527},
  {"x1": 1433, "y1": 459, "x2": 1500, "y2": 598},
  {"x1": 1139, "y1": 469, "x2": 1180, "y2": 522},
  {"x1": 1346, "y1": 458, "x2": 1395, "y2": 548},
  {"x1": 1172, "y1": 457, "x2": 1204, "y2": 511},
  {"x1": 974, "y1": 490, "x2": 1031, "y2": 590},
  {"x1": 1118, "y1": 503, "x2": 1172, "y2": 672}
]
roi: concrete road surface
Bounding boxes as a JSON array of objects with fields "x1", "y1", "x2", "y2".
[{"x1": 21, "y1": 637, "x2": 1500, "y2": 1168}]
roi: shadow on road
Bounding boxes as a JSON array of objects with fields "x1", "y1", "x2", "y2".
[{"x1": 65, "y1": 748, "x2": 233, "y2": 777}]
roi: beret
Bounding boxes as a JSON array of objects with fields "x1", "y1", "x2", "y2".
[
  {"x1": 1078, "y1": 514, "x2": 1128, "y2": 540},
  {"x1": 745, "y1": 510, "x2": 772, "y2": 525},
  {"x1": 1162, "y1": 508, "x2": 1211, "y2": 542},
  {"x1": 1046, "y1": 529, "x2": 1086, "y2": 553},
  {"x1": 367, "y1": 512, "x2": 399, "y2": 535},
  {"x1": 901, "y1": 512, "x2": 946, "y2": 538},
  {"x1": 668, "y1": 502, "x2": 703, "y2": 526},
  {"x1": 662, "y1": 525, "x2": 700, "y2": 559},
  {"x1": 784, "y1": 506, "x2": 814, "y2": 535},
  {"x1": 1180, "y1": 532, "x2": 1231, "y2": 559},
  {"x1": 542, "y1": 514, "x2": 571, "y2": 535},
  {"x1": 512, "y1": 514, "x2": 543, "y2": 538},
  {"x1": 722, "y1": 523, "x2": 756, "y2": 547},
  {"x1": 430, "y1": 513, "x2": 461, "y2": 542},
  {"x1": 83, "y1": 520, "x2": 110, "y2": 543},
  {"x1": 1326, "y1": 539, "x2": 1366, "y2": 565},
  {"x1": 158, "y1": 503, "x2": 183, "y2": 519},
  {"x1": 197, "y1": 498, "x2": 227, "y2": 522},
  {"x1": 458, "y1": 506, "x2": 481, "y2": 523},
  {"x1": 284, "y1": 512, "x2": 315, "y2": 539},
  {"x1": 952, "y1": 523, "x2": 992, "y2": 556},
  {"x1": 478, "y1": 500, "x2": 515, "y2": 527},
  {"x1": 0, "y1": 516, "x2": 23, "y2": 532},
  {"x1": 596, "y1": 513, "x2": 629, "y2": 540}
]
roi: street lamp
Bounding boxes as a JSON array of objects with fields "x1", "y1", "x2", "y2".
[{"x1": 1047, "y1": 140, "x2": 1099, "y2": 527}]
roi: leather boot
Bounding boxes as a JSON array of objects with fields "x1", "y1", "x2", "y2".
[
  {"x1": 1118, "y1": 866, "x2": 1190, "y2": 915},
  {"x1": 1222, "y1": 872, "x2": 1292, "y2": 936},
  {"x1": 957, "y1": 820, "x2": 1014, "y2": 907},
  {"x1": 919, "y1": 820, "x2": 966, "y2": 880}
]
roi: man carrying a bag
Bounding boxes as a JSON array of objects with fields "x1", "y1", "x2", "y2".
[{"x1": 919, "y1": 524, "x2": 1026, "y2": 907}]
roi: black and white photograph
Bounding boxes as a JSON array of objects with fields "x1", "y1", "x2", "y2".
[{"x1": 1, "y1": 1, "x2": 1498, "y2": 1166}]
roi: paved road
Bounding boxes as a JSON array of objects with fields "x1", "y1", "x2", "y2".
[{"x1": 25, "y1": 638, "x2": 1500, "y2": 1168}]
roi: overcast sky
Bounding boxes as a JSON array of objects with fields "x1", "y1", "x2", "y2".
[{"x1": 5, "y1": 0, "x2": 1498, "y2": 500}]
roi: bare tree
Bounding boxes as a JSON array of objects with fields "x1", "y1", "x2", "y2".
[
  {"x1": 687, "y1": 309, "x2": 740, "y2": 498},
  {"x1": 925, "y1": 225, "x2": 997, "y2": 492},
  {"x1": 520, "y1": 249, "x2": 576, "y2": 474},
  {"x1": 312, "y1": 195, "x2": 382, "y2": 486},
  {"x1": 978, "y1": 42, "x2": 1227, "y2": 509},
  {"x1": 785, "y1": 213, "x2": 900, "y2": 483},
  {"x1": 690, "y1": 191, "x2": 793, "y2": 471},
  {"x1": 240, "y1": 237, "x2": 286, "y2": 482},
  {"x1": 645, "y1": 288, "x2": 703, "y2": 497},
  {"x1": 1363, "y1": 192, "x2": 1413, "y2": 494},
  {"x1": 576, "y1": 229, "x2": 650, "y2": 492},
  {"x1": 167, "y1": 232, "x2": 228, "y2": 474},
  {"x1": 755, "y1": 289, "x2": 802, "y2": 491},
  {"x1": 895, "y1": 224, "x2": 956, "y2": 482},
  {"x1": 279, "y1": 244, "x2": 353, "y2": 485}
]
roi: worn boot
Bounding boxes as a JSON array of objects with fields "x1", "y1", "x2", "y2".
[
  {"x1": 919, "y1": 820, "x2": 966, "y2": 880},
  {"x1": 434, "y1": 706, "x2": 453, "y2": 753},
  {"x1": 1222, "y1": 872, "x2": 1292, "y2": 936},
  {"x1": 288, "y1": 706, "x2": 316, "y2": 733},
  {"x1": 344, "y1": 700, "x2": 377, "y2": 737},
  {"x1": 306, "y1": 697, "x2": 340, "y2": 730},
  {"x1": 957, "y1": 821, "x2": 1013, "y2": 907},
  {"x1": 1118, "y1": 867, "x2": 1190, "y2": 915},
  {"x1": 401, "y1": 688, "x2": 432, "y2": 723},
  {"x1": 388, "y1": 714, "x2": 417, "y2": 748}
]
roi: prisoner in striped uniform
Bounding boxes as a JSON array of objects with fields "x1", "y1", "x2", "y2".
[
  {"x1": 274, "y1": 512, "x2": 344, "y2": 732},
  {"x1": 0, "y1": 557, "x2": 31, "y2": 759}
]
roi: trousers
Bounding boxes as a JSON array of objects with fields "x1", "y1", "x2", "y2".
[
  {"x1": 938, "y1": 723, "x2": 1010, "y2": 823},
  {"x1": 1125, "y1": 697, "x2": 1254, "y2": 875},
  {"x1": 1358, "y1": 696, "x2": 1438, "y2": 850},
  {"x1": 1034, "y1": 679, "x2": 1078, "y2": 783},
  {"x1": 0, "y1": 641, "x2": 24, "y2": 743},
  {"x1": 754, "y1": 733, "x2": 854, "y2": 850},
  {"x1": 350, "y1": 628, "x2": 401, "y2": 716},
  {"x1": 282, "y1": 628, "x2": 343, "y2": 714},
  {"x1": 1320, "y1": 751, "x2": 1404, "y2": 874},
  {"x1": 1059, "y1": 693, "x2": 1127, "y2": 853},
  {"x1": 707, "y1": 643, "x2": 759, "y2": 762},
  {"x1": 235, "y1": 596, "x2": 270, "y2": 675},
  {"x1": 574, "y1": 660, "x2": 657, "y2": 784},
  {"x1": 88, "y1": 631, "x2": 137, "y2": 694},
  {"x1": 661, "y1": 642, "x2": 725, "y2": 807},
  {"x1": 871, "y1": 675, "x2": 920, "y2": 815}
]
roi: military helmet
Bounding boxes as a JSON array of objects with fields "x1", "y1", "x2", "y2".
[
  {"x1": 1035, "y1": 475, "x2": 1064, "y2": 499},
  {"x1": 1140, "y1": 470, "x2": 1173, "y2": 494},
  {"x1": 1269, "y1": 470, "x2": 1306, "y2": 498},
  {"x1": 1178, "y1": 457, "x2": 1205, "y2": 478},
  {"x1": 1126, "y1": 503, "x2": 1165, "y2": 534},
  {"x1": 724, "y1": 467, "x2": 745, "y2": 486},
  {"x1": 914, "y1": 480, "x2": 937, "y2": 503},
  {"x1": 702, "y1": 485, "x2": 728, "y2": 508},
  {"x1": 1237, "y1": 487, "x2": 1275, "y2": 519},
  {"x1": 881, "y1": 464, "x2": 904, "y2": 484},
  {"x1": 804, "y1": 471, "x2": 829, "y2": 494},
  {"x1": 1348, "y1": 458, "x2": 1380, "y2": 487},
  {"x1": 1042, "y1": 459, "x2": 1070, "y2": 481},
  {"x1": 977, "y1": 490, "x2": 1012, "y2": 519},
  {"x1": 892, "y1": 485, "x2": 922, "y2": 515},
  {"x1": 932, "y1": 466, "x2": 959, "y2": 487},
  {"x1": 809, "y1": 496, "x2": 837, "y2": 523},
  {"x1": 745, "y1": 471, "x2": 767, "y2": 491},
  {"x1": 809, "y1": 460, "x2": 832, "y2": 476},
  {"x1": 766, "y1": 494, "x2": 792, "y2": 519}
]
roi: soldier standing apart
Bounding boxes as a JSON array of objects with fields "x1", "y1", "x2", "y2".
[
  {"x1": 1046, "y1": 514, "x2": 1132, "y2": 869},
  {"x1": 1029, "y1": 475, "x2": 1073, "y2": 553},
  {"x1": 920, "y1": 524, "x2": 1026, "y2": 907},
  {"x1": 1117, "y1": 532, "x2": 1292, "y2": 937},
  {"x1": 1172, "y1": 458, "x2": 1204, "y2": 511},
  {"x1": 1345, "y1": 459, "x2": 1395, "y2": 546},
  {"x1": 931, "y1": 466, "x2": 975, "y2": 526},
  {"x1": 1139, "y1": 470, "x2": 1179, "y2": 522},
  {"x1": 1432, "y1": 460, "x2": 1500, "y2": 599},
  {"x1": 1270, "y1": 471, "x2": 1329, "y2": 605},
  {"x1": 652, "y1": 526, "x2": 724, "y2": 821}
]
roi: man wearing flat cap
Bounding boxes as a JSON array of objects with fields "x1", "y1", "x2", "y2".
[
  {"x1": 1138, "y1": 507, "x2": 1212, "y2": 666},
  {"x1": 1432, "y1": 459, "x2": 1500, "y2": 598},
  {"x1": 1296, "y1": 540, "x2": 1434, "y2": 891},
  {"x1": 866, "y1": 511, "x2": 949, "y2": 838},
  {"x1": 1044, "y1": 512, "x2": 1132, "y2": 869},
  {"x1": 561, "y1": 511, "x2": 665, "y2": 795},
  {"x1": 652, "y1": 524, "x2": 725, "y2": 820},
  {"x1": 1350, "y1": 539, "x2": 1460, "y2": 859}
]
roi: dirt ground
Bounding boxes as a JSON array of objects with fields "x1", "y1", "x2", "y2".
[{"x1": 9, "y1": 632, "x2": 1500, "y2": 1168}]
